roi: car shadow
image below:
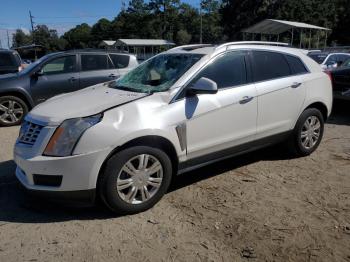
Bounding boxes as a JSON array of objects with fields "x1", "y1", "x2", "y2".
[{"x1": 0, "y1": 145, "x2": 291, "y2": 224}]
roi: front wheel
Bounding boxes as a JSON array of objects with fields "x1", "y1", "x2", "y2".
[
  {"x1": 0, "y1": 96, "x2": 28, "y2": 126},
  {"x1": 98, "y1": 146, "x2": 173, "y2": 214},
  {"x1": 288, "y1": 108, "x2": 324, "y2": 157}
]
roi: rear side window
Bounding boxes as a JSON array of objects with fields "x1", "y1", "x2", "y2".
[
  {"x1": 81, "y1": 54, "x2": 110, "y2": 71},
  {"x1": 0, "y1": 53, "x2": 15, "y2": 67},
  {"x1": 191, "y1": 51, "x2": 247, "y2": 89},
  {"x1": 251, "y1": 51, "x2": 291, "y2": 82},
  {"x1": 284, "y1": 55, "x2": 308, "y2": 75},
  {"x1": 109, "y1": 54, "x2": 130, "y2": 69}
]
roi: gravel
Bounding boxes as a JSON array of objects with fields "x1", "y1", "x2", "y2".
[{"x1": 0, "y1": 101, "x2": 349, "y2": 262}]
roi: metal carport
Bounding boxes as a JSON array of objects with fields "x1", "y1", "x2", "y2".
[{"x1": 242, "y1": 19, "x2": 331, "y2": 49}]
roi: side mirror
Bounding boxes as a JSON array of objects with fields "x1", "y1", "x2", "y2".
[
  {"x1": 32, "y1": 69, "x2": 44, "y2": 77},
  {"x1": 187, "y1": 77, "x2": 218, "y2": 96}
]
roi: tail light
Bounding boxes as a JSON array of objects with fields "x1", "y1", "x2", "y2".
[{"x1": 324, "y1": 70, "x2": 333, "y2": 86}]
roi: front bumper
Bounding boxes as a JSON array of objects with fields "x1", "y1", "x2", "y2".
[
  {"x1": 14, "y1": 146, "x2": 111, "y2": 193},
  {"x1": 17, "y1": 178, "x2": 96, "y2": 205}
]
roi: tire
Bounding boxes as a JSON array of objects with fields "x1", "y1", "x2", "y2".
[
  {"x1": 98, "y1": 146, "x2": 173, "y2": 214},
  {"x1": 288, "y1": 108, "x2": 324, "y2": 157},
  {"x1": 0, "y1": 96, "x2": 28, "y2": 127}
]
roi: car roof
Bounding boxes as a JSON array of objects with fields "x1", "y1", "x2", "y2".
[
  {"x1": 166, "y1": 42, "x2": 307, "y2": 58},
  {"x1": 63, "y1": 49, "x2": 134, "y2": 55},
  {"x1": 41, "y1": 49, "x2": 136, "y2": 58}
]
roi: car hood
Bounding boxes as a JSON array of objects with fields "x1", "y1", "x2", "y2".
[{"x1": 28, "y1": 83, "x2": 149, "y2": 125}]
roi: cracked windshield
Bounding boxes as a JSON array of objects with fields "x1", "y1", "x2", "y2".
[{"x1": 111, "y1": 53, "x2": 203, "y2": 93}]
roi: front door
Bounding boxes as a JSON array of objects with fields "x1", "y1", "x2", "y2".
[
  {"x1": 30, "y1": 55, "x2": 79, "y2": 104},
  {"x1": 184, "y1": 51, "x2": 257, "y2": 160}
]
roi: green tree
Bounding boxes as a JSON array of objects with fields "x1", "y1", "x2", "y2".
[
  {"x1": 201, "y1": 0, "x2": 223, "y2": 43},
  {"x1": 91, "y1": 18, "x2": 113, "y2": 46},
  {"x1": 12, "y1": 29, "x2": 31, "y2": 48},
  {"x1": 63, "y1": 23, "x2": 92, "y2": 49},
  {"x1": 176, "y1": 29, "x2": 191, "y2": 44}
]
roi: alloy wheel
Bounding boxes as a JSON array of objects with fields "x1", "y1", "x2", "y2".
[
  {"x1": 116, "y1": 154, "x2": 163, "y2": 205},
  {"x1": 300, "y1": 115, "x2": 321, "y2": 150},
  {"x1": 0, "y1": 100, "x2": 24, "y2": 124}
]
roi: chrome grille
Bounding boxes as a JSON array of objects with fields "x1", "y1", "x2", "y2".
[{"x1": 18, "y1": 121, "x2": 44, "y2": 146}]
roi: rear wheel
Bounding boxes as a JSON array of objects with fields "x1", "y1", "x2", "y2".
[
  {"x1": 0, "y1": 96, "x2": 28, "y2": 126},
  {"x1": 288, "y1": 108, "x2": 324, "y2": 157},
  {"x1": 99, "y1": 146, "x2": 173, "y2": 214}
]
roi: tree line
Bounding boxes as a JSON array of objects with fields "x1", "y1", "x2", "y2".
[{"x1": 12, "y1": 0, "x2": 350, "y2": 52}]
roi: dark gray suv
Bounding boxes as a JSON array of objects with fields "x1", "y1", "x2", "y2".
[{"x1": 0, "y1": 50, "x2": 138, "y2": 126}]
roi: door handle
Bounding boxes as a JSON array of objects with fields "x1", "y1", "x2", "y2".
[
  {"x1": 239, "y1": 96, "x2": 254, "y2": 104},
  {"x1": 291, "y1": 82, "x2": 302, "y2": 88},
  {"x1": 108, "y1": 74, "x2": 116, "y2": 78},
  {"x1": 69, "y1": 77, "x2": 77, "y2": 82}
]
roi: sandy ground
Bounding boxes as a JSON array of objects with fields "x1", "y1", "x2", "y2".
[{"x1": 0, "y1": 101, "x2": 349, "y2": 262}]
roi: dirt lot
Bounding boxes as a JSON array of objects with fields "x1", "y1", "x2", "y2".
[{"x1": 0, "y1": 101, "x2": 349, "y2": 262}]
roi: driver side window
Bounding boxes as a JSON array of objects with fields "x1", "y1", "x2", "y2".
[
  {"x1": 42, "y1": 56, "x2": 76, "y2": 75},
  {"x1": 190, "y1": 51, "x2": 248, "y2": 89}
]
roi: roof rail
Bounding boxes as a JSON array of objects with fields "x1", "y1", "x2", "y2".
[
  {"x1": 169, "y1": 44, "x2": 213, "y2": 51},
  {"x1": 215, "y1": 41, "x2": 290, "y2": 50}
]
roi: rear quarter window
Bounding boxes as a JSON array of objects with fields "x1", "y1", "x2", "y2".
[
  {"x1": 251, "y1": 51, "x2": 291, "y2": 82},
  {"x1": 109, "y1": 54, "x2": 130, "y2": 69},
  {"x1": 284, "y1": 55, "x2": 308, "y2": 75}
]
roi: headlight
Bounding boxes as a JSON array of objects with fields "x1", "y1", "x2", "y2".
[{"x1": 43, "y1": 114, "x2": 102, "y2": 157}]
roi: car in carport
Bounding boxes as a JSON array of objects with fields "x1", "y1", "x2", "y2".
[{"x1": 0, "y1": 50, "x2": 138, "y2": 126}]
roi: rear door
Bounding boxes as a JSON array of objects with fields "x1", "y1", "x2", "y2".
[
  {"x1": 78, "y1": 53, "x2": 118, "y2": 88},
  {"x1": 30, "y1": 55, "x2": 79, "y2": 103},
  {"x1": 251, "y1": 50, "x2": 307, "y2": 139}
]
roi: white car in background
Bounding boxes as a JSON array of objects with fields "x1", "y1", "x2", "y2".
[
  {"x1": 308, "y1": 51, "x2": 350, "y2": 69},
  {"x1": 14, "y1": 42, "x2": 333, "y2": 214}
]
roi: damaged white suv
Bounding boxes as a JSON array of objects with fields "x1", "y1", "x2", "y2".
[{"x1": 14, "y1": 42, "x2": 332, "y2": 214}]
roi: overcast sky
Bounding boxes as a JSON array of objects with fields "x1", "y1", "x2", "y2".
[{"x1": 0, "y1": 0, "x2": 199, "y2": 49}]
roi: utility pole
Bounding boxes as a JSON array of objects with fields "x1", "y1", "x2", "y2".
[
  {"x1": 6, "y1": 29, "x2": 10, "y2": 49},
  {"x1": 0, "y1": 39, "x2": 2, "y2": 49},
  {"x1": 199, "y1": 0, "x2": 202, "y2": 44},
  {"x1": 29, "y1": 11, "x2": 35, "y2": 34},
  {"x1": 29, "y1": 10, "x2": 37, "y2": 60},
  {"x1": 121, "y1": 0, "x2": 126, "y2": 12}
]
